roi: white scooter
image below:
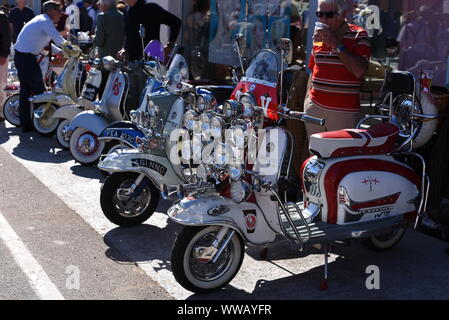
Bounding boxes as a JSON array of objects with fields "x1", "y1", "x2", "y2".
[{"x1": 29, "y1": 42, "x2": 88, "y2": 136}]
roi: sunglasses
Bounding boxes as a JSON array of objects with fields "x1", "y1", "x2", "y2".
[{"x1": 316, "y1": 11, "x2": 340, "y2": 18}]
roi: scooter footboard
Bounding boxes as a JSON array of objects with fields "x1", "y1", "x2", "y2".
[
  {"x1": 97, "y1": 150, "x2": 183, "y2": 187},
  {"x1": 168, "y1": 197, "x2": 277, "y2": 245}
]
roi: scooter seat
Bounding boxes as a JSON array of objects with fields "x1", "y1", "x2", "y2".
[{"x1": 309, "y1": 123, "x2": 399, "y2": 158}]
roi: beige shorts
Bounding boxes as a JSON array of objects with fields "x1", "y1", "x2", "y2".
[{"x1": 304, "y1": 98, "x2": 359, "y2": 138}]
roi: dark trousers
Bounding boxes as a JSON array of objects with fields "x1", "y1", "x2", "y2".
[{"x1": 14, "y1": 51, "x2": 46, "y2": 130}]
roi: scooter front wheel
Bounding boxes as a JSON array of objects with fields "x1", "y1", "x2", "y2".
[
  {"x1": 362, "y1": 224, "x2": 407, "y2": 252},
  {"x1": 171, "y1": 226, "x2": 245, "y2": 293},
  {"x1": 32, "y1": 103, "x2": 59, "y2": 136},
  {"x1": 2, "y1": 93, "x2": 21, "y2": 127},
  {"x1": 69, "y1": 127, "x2": 106, "y2": 166},
  {"x1": 100, "y1": 172, "x2": 159, "y2": 227}
]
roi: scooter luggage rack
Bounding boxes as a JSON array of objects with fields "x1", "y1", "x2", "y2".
[{"x1": 392, "y1": 150, "x2": 430, "y2": 229}]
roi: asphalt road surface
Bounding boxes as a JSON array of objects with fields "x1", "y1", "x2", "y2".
[{"x1": 1, "y1": 120, "x2": 449, "y2": 300}]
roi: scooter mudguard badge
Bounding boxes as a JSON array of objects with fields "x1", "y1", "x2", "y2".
[
  {"x1": 243, "y1": 209, "x2": 257, "y2": 234},
  {"x1": 131, "y1": 159, "x2": 168, "y2": 176},
  {"x1": 339, "y1": 186, "x2": 402, "y2": 223},
  {"x1": 101, "y1": 128, "x2": 144, "y2": 147}
]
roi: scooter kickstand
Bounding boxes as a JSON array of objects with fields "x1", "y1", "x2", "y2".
[
  {"x1": 260, "y1": 245, "x2": 268, "y2": 260},
  {"x1": 319, "y1": 243, "x2": 329, "y2": 291}
]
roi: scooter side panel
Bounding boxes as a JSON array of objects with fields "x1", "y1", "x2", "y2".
[
  {"x1": 303, "y1": 155, "x2": 421, "y2": 225},
  {"x1": 97, "y1": 150, "x2": 183, "y2": 187},
  {"x1": 336, "y1": 171, "x2": 419, "y2": 224},
  {"x1": 30, "y1": 92, "x2": 73, "y2": 106},
  {"x1": 52, "y1": 105, "x2": 82, "y2": 120},
  {"x1": 168, "y1": 197, "x2": 277, "y2": 245},
  {"x1": 69, "y1": 111, "x2": 109, "y2": 136}
]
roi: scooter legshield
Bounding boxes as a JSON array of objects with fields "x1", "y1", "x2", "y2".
[
  {"x1": 69, "y1": 110, "x2": 109, "y2": 136},
  {"x1": 98, "y1": 124, "x2": 145, "y2": 148},
  {"x1": 168, "y1": 196, "x2": 277, "y2": 245},
  {"x1": 97, "y1": 149, "x2": 184, "y2": 187}
]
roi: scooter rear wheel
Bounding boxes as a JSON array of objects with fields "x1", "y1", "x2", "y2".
[
  {"x1": 362, "y1": 224, "x2": 407, "y2": 251},
  {"x1": 33, "y1": 103, "x2": 59, "y2": 136},
  {"x1": 171, "y1": 226, "x2": 244, "y2": 293},
  {"x1": 2, "y1": 93, "x2": 21, "y2": 127},
  {"x1": 100, "y1": 172, "x2": 159, "y2": 227}
]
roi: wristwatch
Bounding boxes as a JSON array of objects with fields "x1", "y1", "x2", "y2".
[{"x1": 333, "y1": 43, "x2": 346, "y2": 54}]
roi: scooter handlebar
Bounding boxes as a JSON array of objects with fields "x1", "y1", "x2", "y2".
[{"x1": 287, "y1": 111, "x2": 325, "y2": 126}]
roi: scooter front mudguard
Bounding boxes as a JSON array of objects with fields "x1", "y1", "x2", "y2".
[
  {"x1": 168, "y1": 196, "x2": 277, "y2": 245},
  {"x1": 97, "y1": 149, "x2": 183, "y2": 187},
  {"x1": 30, "y1": 92, "x2": 74, "y2": 107},
  {"x1": 52, "y1": 105, "x2": 83, "y2": 120},
  {"x1": 69, "y1": 110, "x2": 109, "y2": 136},
  {"x1": 98, "y1": 121, "x2": 145, "y2": 148}
]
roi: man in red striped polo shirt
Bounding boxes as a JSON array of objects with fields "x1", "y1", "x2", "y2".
[{"x1": 305, "y1": 0, "x2": 371, "y2": 137}]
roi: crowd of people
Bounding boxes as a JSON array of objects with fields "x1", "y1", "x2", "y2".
[
  {"x1": 0, "y1": 0, "x2": 181, "y2": 130},
  {"x1": 0, "y1": 0, "x2": 372, "y2": 139}
]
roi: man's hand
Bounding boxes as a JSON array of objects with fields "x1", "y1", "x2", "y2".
[
  {"x1": 117, "y1": 49, "x2": 127, "y2": 60},
  {"x1": 0, "y1": 57, "x2": 7, "y2": 66},
  {"x1": 315, "y1": 28, "x2": 339, "y2": 49}
]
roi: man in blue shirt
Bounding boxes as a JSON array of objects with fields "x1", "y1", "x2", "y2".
[
  {"x1": 8, "y1": 0, "x2": 35, "y2": 43},
  {"x1": 14, "y1": 0, "x2": 65, "y2": 132}
]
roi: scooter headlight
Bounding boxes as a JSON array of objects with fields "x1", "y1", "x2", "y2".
[
  {"x1": 199, "y1": 113, "x2": 211, "y2": 132},
  {"x1": 228, "y1": 164, "x2": 244, "y2": 181},
  {"x1": 230, "y1": 180, "x2": 252, "y2": 203},
  {"x1": 214, "y1": 143, "x2": 233, "y2": 167},
  {"x1": 210, "y1": 116, "x2": 224, "y2": 138},
  {"x1": 196, "y1": 94, "x2": 217, "y2": 113},
  {"x1": 229, "y1": 125, "x2": 246, "y2": 148},
  {"x1": 239, "y1": 93, "x2": 256, "y2": 118},
  {"x1": 223, "y1": 100, "x2": 244, "y2": 119},
  {"x1": 182, "y1": 110, "x2": 198, "y2": 131}
]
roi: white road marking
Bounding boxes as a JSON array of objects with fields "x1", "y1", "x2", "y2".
[{"x1": 0, "y1": 211, "x2": 65, "y2": 300}]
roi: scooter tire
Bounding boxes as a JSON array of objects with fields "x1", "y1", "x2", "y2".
[
  {"x1": 362, "y1": 224, "x2": 407, "y2": 252},
  {"x1": 56, "y1": 119, "x2": 70, "y2": 149},
  {"x1": 2, "y1": 93, "x2": 21, "y2": 127},
  {"x1": 171, "y1": 226, "x2": 245, "y2": 293},
  {"x1": 100, "y1": 172, "x2": 159, "y2": 227},
  {"x1": 32, "y1": 103, "x2": 59, "y2": 137}
]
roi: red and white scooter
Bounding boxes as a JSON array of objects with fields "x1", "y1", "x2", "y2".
[{"x1": 162, "y1": 68, "x2": 430, "y2": 293}]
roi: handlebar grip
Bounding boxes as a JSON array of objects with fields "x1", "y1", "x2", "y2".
[
  {"x1": 301, "y1": 114, "x2": 325, "y2": 126},
  {"x1": 288, "y1": 111, "x2": 325, "y2": 126}
]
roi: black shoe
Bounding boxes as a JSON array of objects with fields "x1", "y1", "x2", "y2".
[
  {"x1": 21, "y1": 127, "x2": 33, "y2": 132},
  {"x1": 0, "y1": 117, "x2": 4, "y2": 122}
]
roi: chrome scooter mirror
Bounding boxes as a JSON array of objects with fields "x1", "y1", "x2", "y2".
[
  {"x1": 234, "y1": 33, "x2": 246, "y2": 73},
  {"x1": 280, "y1": 38, "x2": 293, "y2": 65}
]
